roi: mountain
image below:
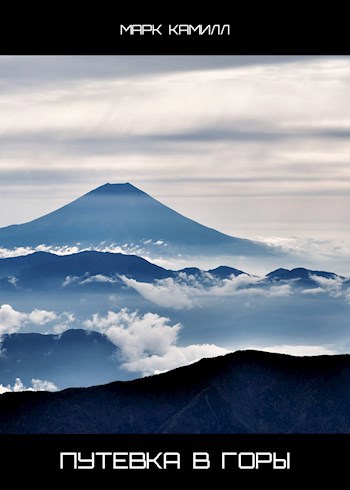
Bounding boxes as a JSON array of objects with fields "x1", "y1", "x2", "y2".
[
  {"x1": 1, "y1": 250, "x2": 343, "y2": 293},
  {"x1": 0, "y1": 250, "x2": 251, "y2": 291},
  {"x1": 1, "y1": 350, "x2": 350, "y2": 434},
  {"x1": 0, "y1": 330, "x2": 129, "y2": 389},
  {"x1": 0, "y1": 183, "x2": 276, "y2": 257},
  {"x1": 178, "y1": 265, "x2": 245, "y2": 278},
  {"x1": 266, "y1": 267, "x2": 343, "y2": 287},
  {"x1": 14, "y1": 250, "x2": 173, "y2": 290},
  {"x1": 0, "y1": 250, "x2": 174, "y2": 291},
  {"x1": 0, "y1": 251, "x2": 60, "y2": 278},
  {"x1": 207, "y1": 265, "x2": 246, "y2": 278}
]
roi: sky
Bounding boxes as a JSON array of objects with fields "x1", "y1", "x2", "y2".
[{"x1": 0, "y1": 55, "x2": 349, "y2": 248}]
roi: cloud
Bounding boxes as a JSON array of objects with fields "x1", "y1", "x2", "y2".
[
  {"x1": 0, "y1": 304, "x2": 75, "y2": 339},
  {"x1": 28, "y1": 309, "x2": 57, "y2": 325},
  {"x1": 51, "y1": 312, "x2": 76, "y2": 334},
  {"x1": 79, "y1": 274, "x2": 117, "y2": 285},
  {"x1": 85, "y1": 309, "x2": 181, "y2": 359},
  {"x1": 0, "y1": 304, "x2": 25, "y2": 335},
  {"x1": 121, "y1": 274, "x2": 292, "y2": 309},
  {"x1": 31, "y1": 379, "x2": 58, "y2": 391},
  {"x1": 309, "y1": 274, "x2": 344, "y2": 297},
  {"x1": 208, "y1": 275, "x2": 292, "y2": 298},
  {"x1": 124, "y1": 344, "x2": 229, "y2": 376},
  {"x1": 247, "y1": 344, "x2": 336, "y2": 356},
  {"x1": 62, "y1": 273, "x2": 119, "y2": 287},
  {"x1": 0, "y1": 242, "x2": 147, "y2": 260},
  {"x1": 302, "y1": 287, "x2": 325, "y2": 295},
  {"x1": 0, "y1": 56, "x2": 315, "y2": 92},
  {"x1": 0, "y1": 245, "x2": 83, "y2": 259},
  {"x1": 301, "y1": 274, "x2": 350, "y2": 301},
  {"x1": 257, "y1": 236, "x2": 350, "y2": 277},
  {"x1": 84, "y1": 308, "x2": 228, "y2": 376},
  {"x1": 0, "y1": 377, "x2": 58, "y2": 394},
  {"x1": 121, "y1": 276, "x2": 195, "y2": 309}
]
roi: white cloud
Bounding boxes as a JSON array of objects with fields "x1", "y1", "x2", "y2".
[
  {"x1": 0, "y1": 245, "x2": 82, "y2": 259},
  {"x1": 247, "y1": 344, "x2": 336, "y2": 356},
  {"x1": 257, "y1": 236, "x2": 350, "y2": 277},
  {"x1": 28, "y1": 309, "x2": 57, "y2": 325},
  {"x1": 0, "y1": 304, "x2": 74, "y2": 338},
  {"x1": 85, "y1": 309, "x2": 181, "y2": 360},
  {"x1": 62, "y1": 273, "x2": 118, "y2": 287},
  {"x1": 121, "y1": 276, "x2": 195, "y2": 309},
  {"x1": 302, "y1": 287, "x2": 325, "y2": 295},
  {"x1": 208, "y1": 275, "x2": 291, "y2": 298},
  {"x1": 0, "y1": 304, "x2": 25, "y2": 335},
  {"x1": 210, "y1": 274, "x2": 261, "y2": 292},
  {"x1": 124, "y1": 344, "x2": 228, "y2": 377},
  {"x1": 51, "y1": 312, "x2": 76, "y2": 334},
  {"x1": 0, "y1": 377, "x2": 58, "y2": 394},
  {"x1": 121, "y1": 274, "x2": 292, "y2": 309},
  {"x1": 299, "y1": 274, "x2": 350, "y2": 301},
  {"x1": 309, "y1": 274, "x2": 344, "y2": 297},
  {"x1": 84, "y1": 308, "x2": 228, "y2": 376},
  {"x1": 80, "y1": 274, "x2": 117, "y2": 285},
  {"x1": 0, "y1": 243, "x2": 145, "y2": 260},
  {"x1": 31, "y1": 378, "x2": 59, "y2": 391}
]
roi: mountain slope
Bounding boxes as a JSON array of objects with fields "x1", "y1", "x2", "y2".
[
  {"x1": 0, "y1": 251, "x2": 60, "y2": 278},
  {"x1": 0, "y1": 330, "x2": 128, "y2": 388},
  {"x1": 0, "y1": 250, "x2": 251, "y2": 291},
  {"x1": 0, "y1": 250, "x2": 342, "y2": 293},
  {"x1": 14, "y1": 250, "x2": 173, "y2": 290},
  {"x1": 1, "y1": 350, "x2": 350, "y2": 434},
  {"x1": 266, "y1": 267, "x2": 343, "y2": 286},
  {"x1": 0, "y1": 183, "x2": 275, "y2": 256}
]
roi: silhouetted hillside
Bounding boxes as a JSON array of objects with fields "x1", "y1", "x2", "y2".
[{"x1": 1, "y1": 350, "x2": 349, "y2": 434}]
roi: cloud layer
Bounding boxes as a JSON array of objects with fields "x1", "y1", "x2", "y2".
[
  {"x1": 85, "y1": 308, "x2": 228, "y2": 376},
  {"x1": 121, "y1": 273, "x2": 293, "y2": 309}
]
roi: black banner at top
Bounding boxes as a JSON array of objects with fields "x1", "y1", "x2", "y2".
[{"x1": 1, "y1": 14, "x2": 349, "y2": 55}]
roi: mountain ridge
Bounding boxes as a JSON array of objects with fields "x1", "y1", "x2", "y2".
[
  {"x1": 0, "y1": 250, "x2": 342, "y2": 292},
  {"x1": 1, "y1": 349, "x2": 350, "y2": 434}
]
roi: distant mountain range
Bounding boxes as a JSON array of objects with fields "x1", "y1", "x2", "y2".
[
  {"x1": 0, "y1": 251, "x2": 245, "y2": 291},
  {"x1": 1, "y1": 350, "x2": 350, "y2": 434},
  {"x1": 267, "y1": 267, "x2": 344, "y2": 286},
  {"x1": 0, "y1": 183, "x2": 278, "y2": 257},
  {"x1": 0, "y1": 250, "x2": 343, "y2": 292},
  {"x1": 0, "y1": 330, "x2": 128, "y2": 388}
]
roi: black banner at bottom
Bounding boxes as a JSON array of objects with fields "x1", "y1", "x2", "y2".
[{"x1": 0, "y1": 434, "x2": 346, "y2": 481}]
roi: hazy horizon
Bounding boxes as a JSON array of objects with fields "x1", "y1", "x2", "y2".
[{"x1": 0, "y1": 56, "x2": 349, "y2": 244}]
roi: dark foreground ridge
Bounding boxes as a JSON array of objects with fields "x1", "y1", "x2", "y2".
[{"x1": 1, "y1": 350, "x2": 350, "y2": 433}]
